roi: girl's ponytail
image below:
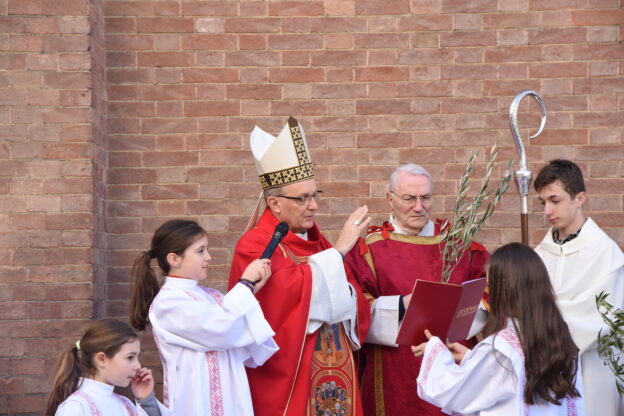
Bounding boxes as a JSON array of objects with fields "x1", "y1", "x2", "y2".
[
  {"x1": 130, "y1": 250, "x2": 160, "y2": 331},
  {"x1": 44, "y1": 344, "x2": 82, "y2": 416}
]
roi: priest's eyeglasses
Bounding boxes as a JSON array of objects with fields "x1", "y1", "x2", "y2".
[
  {"x1": 390, "y1": 191, "x2": 433, "y2": 206},
  {"x1": 276, "y1": 190, "x2": 323, "y2": 205}
]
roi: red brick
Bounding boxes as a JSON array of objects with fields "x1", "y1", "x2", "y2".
[
  {"x1": 107, "y1": 68, "x2": 154, "y2": 84},
  {"x1": 441, "y1": 64, "x2": 497, "y2": 80},
  {"x1": 354, "y1": 0, "x2": 410, "y2": 14},
  {"x1": 7, "y1": 0, "x2": 41, "y2": 15},
  {"x1": 354, "y1": 67, "x2": 410, "y2": 82},
  {"x1": 441, "y1": 31, "x2": 496, "y2": 47},
  {"x1": 187, "y1": 167, "x2": 244, "y2": 183},
  {"x1": 574, "y1": 44, "x2": 624, "y2": 61},
  {"x1": 137, "y1": 17, "x2": 194, "y2": 33},
  {"x1": 485, "y1": 46, "x2": 542, "y2": 63},
  {"x1": 224, "y1": 17, "x2": 281, "y2": 33},
  {"x1": 180, "y1": 1, "x2": 237, "y2": 16},
  {"x1": 43, "y1": 72, "x2": 90, "y2": 89},
  {"x1": 441, "y1": 0, "x2": 496, "y2": 12},
  {"x1": 529, "y1": 62, "x2": 587, "y2": 78},
  {"x1": 529, "y1": 0, "x2": 585, "y2": 10},
  {"x1": 441, "y1": 98, "x2": 499, "y2": 114},
  {"x1": 353, "y1": 33, "x2": 410, "y2": 49},
  {"x1": 0, "y1": 53, "x2": 25, "y2": 70},
  {"x1": 528, "y1": 28, "x2": 586, "y2": 45},
  {"x1": 40, "y1": 0, "x2": 87, "y2": 15},
  {"x1": 572, "y1": 9, "x2": 624, "y2": 25},
  {"x1": 311, "y1": 50, "x2": 366, "y2": 66},
  {"x1": 182, "y1": 68, "x2": 239, "y2": 83},
  {"x1": 106, "y1": 35, "x2": 153, "y2": 51},
  {"x1": 398, "y1": 49, "x2": 453, "y2": 65},
  {"x1": 0, "y1": 301, "x2": 28, "y2": 319},
  {"x1": 45, "y1": 213, "x2": 91, "y2": 230},
  {"x1": 181, "y1": 34, "x2": 237, "y2": 50},
  {"x1": 225, "y1": 51, "x2": 280, "y2": 66},
  {"x1": 141, "y1": 118, "x2": 198, "y2": 134},
  {"x1": 43, "y1": 35, "x2": 89, "y2": 52},
  {"x1": 268, "y1": 33, "x2": 323, "y2": 49},
  {"x1": 271, "y1": 100, "x2": 326, "y2": 116},
  {"x1": 355, "y1": 99, "x2": 411, "y2": 115},
  {"x1": 239, "y1": 34, "x2": 268, "y2": 50},
  {"x1": 268, "y1": 1, "x2": 324, "y2": 16},
  {"x1": 138, "y1": 51, "x2": 194, "y2": 67},
  {"x1": 540, "y1": 11, "x2": 573, "y2": 26},
  {"x1": 142, "y1": 184, "x2": 199, "y2": 200},
  {"x1": 103, "y1": 1, "x2": 153, "y2": 16},
  {"x1": 138, "y1": 85, "x2": 195, "y2": 101},
  {"x1": 483, "y1": 12, "x2": 538, "y2": 28},
  {"x1": 105, "y1": 17, "x2": 137, "y2": 33}
]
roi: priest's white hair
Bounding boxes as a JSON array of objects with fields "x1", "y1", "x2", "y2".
[{"x1": 388, "y1": 164, "x2": 434, "y2": 192}]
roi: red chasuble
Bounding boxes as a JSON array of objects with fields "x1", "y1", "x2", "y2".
[
  {"x1": 229, "y1": 208, "x2": 370, "y2": 416},
  {"x1": 344, "y1": 221, "x2": 489, "y2": 416}
]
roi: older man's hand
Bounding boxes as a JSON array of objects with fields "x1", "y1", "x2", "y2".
[{"x1": 334, "y1": 206, "x2": 371, "y2": 256}]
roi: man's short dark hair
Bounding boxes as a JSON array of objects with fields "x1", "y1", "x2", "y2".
[{"x1": 534, "y1": 159, "x2": 585, "y2": 198}]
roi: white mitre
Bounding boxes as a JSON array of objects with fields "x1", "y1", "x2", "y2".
[{"x1": 250, "y1": 117, "x2": 314, "y2": 190}]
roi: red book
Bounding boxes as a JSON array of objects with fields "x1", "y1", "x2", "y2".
[{"x1": 395, "y1": 277, "x2": 487, "y2": 346}]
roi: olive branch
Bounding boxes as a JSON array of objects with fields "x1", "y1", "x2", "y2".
[
  {"x1": 596, "y1": 291, "x2": 624, "y2": 396},
  {"x1": 439, "y1": 145, "x2": 513, "y2": 284}
]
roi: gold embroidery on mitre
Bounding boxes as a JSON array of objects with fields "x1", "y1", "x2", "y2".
[{"x1": 256, "y1": 117, "x2": 315, "y2": 190}]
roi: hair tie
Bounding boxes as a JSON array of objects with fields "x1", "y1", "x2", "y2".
[
  {"x1": 146, "y1": 250, "x2": 156, "y2": 259},
  {"x1": 75, "y1": 340, "x2": 81, "y2": 351}
]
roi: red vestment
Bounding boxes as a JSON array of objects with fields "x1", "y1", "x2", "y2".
[
  {"x1": 229, "y1": 208, "x2": 371, "y2": 416},
  {"x1": 344, "y1": 221, "x2": 489, "y2": 416}
]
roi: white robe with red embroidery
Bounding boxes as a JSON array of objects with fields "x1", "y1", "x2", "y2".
[
  {"x1": 149, "y1": 277, "x2": 278, "y2": 416},
  {"x1": 55, "y1": 378, "x2": 169, "y2": 416},
  {"x1": 417, "y1": 320, "x2": 585, "y2": 416}
]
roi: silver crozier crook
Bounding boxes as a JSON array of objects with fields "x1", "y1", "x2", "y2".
[{"x1": 509, "y1": 90, "x2": 547, "y2": 244}]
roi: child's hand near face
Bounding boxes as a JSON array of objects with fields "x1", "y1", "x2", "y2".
[
  {"x1": 130, "y1": 368, "x2": 155, "y2": 400},
  {"x1": 241, "y1": 259, "x2": 272, "y2": 293}
]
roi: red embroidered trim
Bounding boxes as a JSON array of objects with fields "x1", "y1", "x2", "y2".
[
  {"x1": 71, "y1": 391, "x2": 102, "y2": 416},
  {"x1": 421, "y1": 341, "x2": 446, "y2": 385},
  {"x1": 116, "y1": 394, "x2": 139, "y2": 416},
  {"x1": 70, "y1": 390, "x2": 137, "y2": 416},
  {"x1": 199, "y1": 286, "x2": 225, "y2": 416},
  {"x1": 498, "y1": 328, "x2": 523, "y2": 356}
]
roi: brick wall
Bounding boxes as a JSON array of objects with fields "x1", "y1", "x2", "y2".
[{"x1": 1, "y1": 0, "x2": 623, "y2": 413}]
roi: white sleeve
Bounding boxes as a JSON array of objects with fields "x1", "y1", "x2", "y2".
[
  {"x1": 417, "y1": 337, "x2": 516, "y2": 414},
  {"x1": 55, "y1": 399, "x2": 88, "y2": 416},
  {"x1": 150, "y1": 284, "x2": 276, "y2": 352},
  {"x1": 365, "y1": 295, "x2": 401, "y2": 347},
  {"x1": 306, "y1": 248, "x2": 356, "y2": 335}
]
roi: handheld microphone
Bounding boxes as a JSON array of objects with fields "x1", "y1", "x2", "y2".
[{"x1": 260, "y1": 222, "x2": 289, "y2": 259}]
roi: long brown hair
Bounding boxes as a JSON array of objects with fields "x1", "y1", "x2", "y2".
[
  {"x1": 129, "y1": 219, "x2": 207, "y2": 331},
  {"x1": 484, "y1": 242, "x2": 580, "y2": 405},
  {"x1": 45, "y1": 319, "x2": 138, "y2": 416}
]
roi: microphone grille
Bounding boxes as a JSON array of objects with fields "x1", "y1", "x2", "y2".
[{"x1": 275, "y1": 221, "x2": 289, "y2": 237}]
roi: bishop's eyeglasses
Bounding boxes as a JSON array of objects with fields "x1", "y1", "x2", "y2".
[{"x1": 276, "y1": 190, "x2": 323, "y2": 205}]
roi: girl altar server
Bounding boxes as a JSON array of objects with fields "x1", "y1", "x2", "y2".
[
  {"x1": 413, "y1": 242, "x2": 585, "y2": 415},
  {"x1": 129, "y1": 219, "x2": 278, "y2": 416},
  {"x1": 45, "y1": 319, "x2": 170, "y2": 416}
]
